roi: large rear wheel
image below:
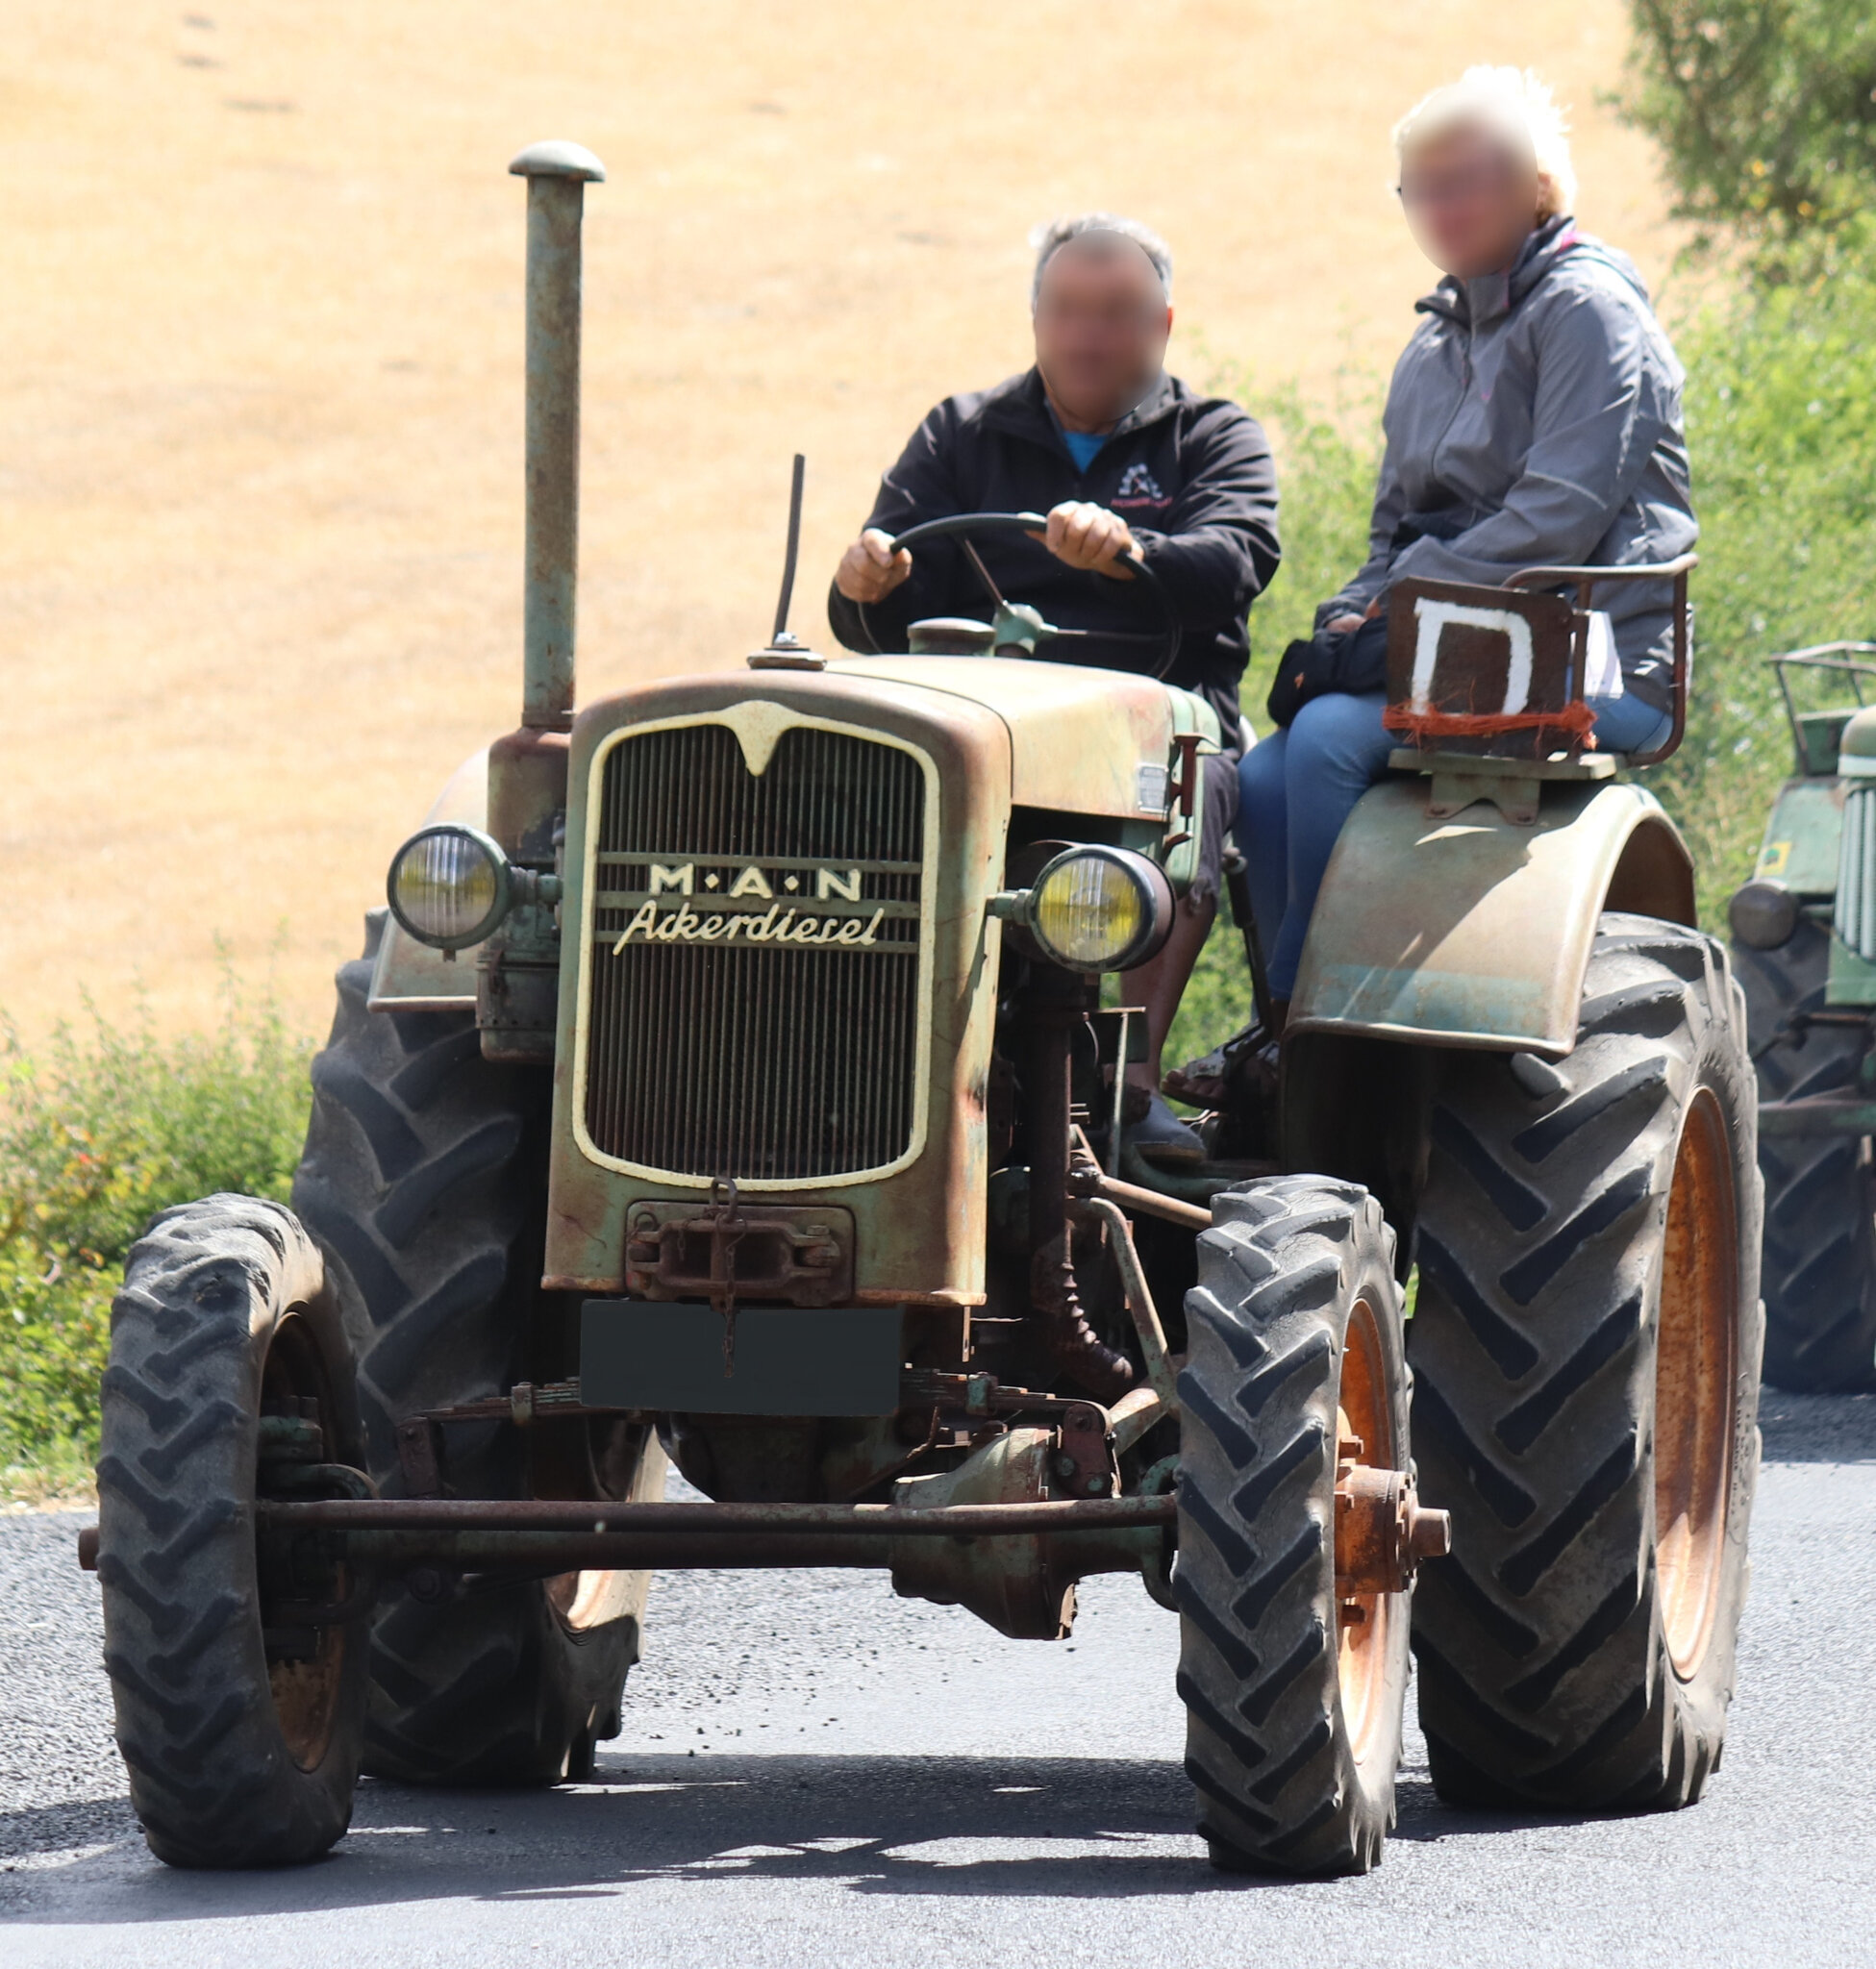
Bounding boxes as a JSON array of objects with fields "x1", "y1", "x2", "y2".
[
  {"x1": 1410, "y1": 913, "x2": 1763, "y2": 1809},
  {"x1": 1176, "y1": 1177, "x2": 1441, "y2": 1875},
  {"x1": 1733, "y1": 919, "x2": 1876, "y2": 1390},
  {"x1": 293, "y1": 912, "x2": 663, "y2": 1785}
]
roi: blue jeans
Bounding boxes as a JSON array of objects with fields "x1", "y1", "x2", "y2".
[{"x1": 1235, "y1": 689, "x2": 1674, "y2": 998}]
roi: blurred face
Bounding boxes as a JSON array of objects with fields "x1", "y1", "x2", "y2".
[
  {"x1": 1397, "y1": 122, "x2": 1543, "y2": 281},
  {"x1": 1032, "y1": 237, "x2": 1172, "y2": 428}
]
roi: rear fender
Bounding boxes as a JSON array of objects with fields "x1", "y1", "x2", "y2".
[
  {"x1": 1282, "y1": 777, "x2": 1694, "y2": 1246},
  {"x1": 1288, "y1": 777, "x2": 1695, "y2": 1059}
]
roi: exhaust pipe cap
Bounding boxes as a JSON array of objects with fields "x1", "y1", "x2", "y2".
[{"x1": 509, "y1": 139, "x2": 607, "y2": 184}]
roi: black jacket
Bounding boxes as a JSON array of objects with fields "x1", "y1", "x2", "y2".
[{"x1": 827, "y1": 368, "x2": 1280, "y2": 737}]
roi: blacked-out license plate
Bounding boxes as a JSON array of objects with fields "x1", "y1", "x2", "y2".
[{"x1": 579, "y1": 1301, "x2": 905, "y2": 1416}]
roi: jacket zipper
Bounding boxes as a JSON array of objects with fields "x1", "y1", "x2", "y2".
[{"x1": 1426, "y1": 317, "x2": 1473, "y2": 496}]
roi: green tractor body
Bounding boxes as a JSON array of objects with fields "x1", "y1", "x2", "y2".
[{"x1": 1729, "y1": 646, "x2": 1876, "y2": 1388}]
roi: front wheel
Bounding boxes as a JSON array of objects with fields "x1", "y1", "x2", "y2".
[
  {"x1": 1410, "y1": 914, "x2": 1763, "y2": 1810},
  {"x1": 1175, "y1": 1177, "x2": 1441, "y2": 1876},
  {"x1": 97, "y1": 1197, "x2": 367, "y2": 1868}
]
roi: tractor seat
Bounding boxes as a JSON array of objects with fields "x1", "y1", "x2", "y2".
[{"x1": 1382, "y1": 561, "x2": 1694, "y2": 778}]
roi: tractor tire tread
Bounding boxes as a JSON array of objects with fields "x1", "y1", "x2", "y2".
[
  {"x1": 1732, "y1": 921, "x2": 1876, "y2": 1391},
  {"x1": 1411, "y1": 913, "x2": 1763, "y2": 1811},
  {"x1": 292, "y1": 913, "x2": 641, "y2": 1788},
  {"x1": 1176, "y1": 1181, "x2": 1410, "y2": 1877},
  {"x1": 97, "y1": 1196, "x2": 364, "y2": 1867}
]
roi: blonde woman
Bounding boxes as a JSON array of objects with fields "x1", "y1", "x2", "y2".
[{"x1": 1237, "y1": 67, "x2": 1696, "y2": 1018}]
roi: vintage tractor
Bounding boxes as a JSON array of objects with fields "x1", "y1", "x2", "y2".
[
  {"x1": 1727, "y1": 643, "x2": 1876, "y2": 1389},
  {"x1": 84, "y1": 143, "x2": 1762, "y2": 1878}
]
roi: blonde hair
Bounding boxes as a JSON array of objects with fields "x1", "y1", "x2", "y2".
[{"x1": 1393, "y1": 66, "x2": 1578, "y2": 222}]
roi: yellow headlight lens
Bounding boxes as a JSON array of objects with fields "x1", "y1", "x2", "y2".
[
  {"x1": 388, "y1": 827, "x2": 506, "y2": 948},
  {"x1": 1030, "y1": 853, "x2": 1149, "y2": 969}
]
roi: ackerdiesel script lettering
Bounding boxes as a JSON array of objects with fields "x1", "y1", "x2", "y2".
[{"x1": 613, "y1": 901, "x2": 887, "y2": 953}]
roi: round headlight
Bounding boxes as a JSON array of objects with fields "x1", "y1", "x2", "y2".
[
  {"x1": 387, "y1": 825, "x2": 512, "y2": 950},
  {"x1": 1728, "y1": 878, "x2": 1799, "y2": 953},
  {"x1": 1026, "y1": 847, "x2": 1175, "y2": 973}
]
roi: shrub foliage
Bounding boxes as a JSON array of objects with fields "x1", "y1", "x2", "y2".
[
  {"x1": 1654, "y1": 256, "x2": 1876, "y2": 921},
  {"x1": 0, "y1": 971, "x2": 313, "y2": 1490},
  {"x1": 1620, "y1": 2, "x2": 1876, "y2": 262}
]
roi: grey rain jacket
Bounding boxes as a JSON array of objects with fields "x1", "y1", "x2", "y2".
[{"x1": 1325, "y1": 215, "x2": 1696, "y2": 709}]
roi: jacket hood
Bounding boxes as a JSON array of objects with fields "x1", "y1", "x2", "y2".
[{"x1": 1417, "y1": 215, "x2": 1650, "y2": 329}]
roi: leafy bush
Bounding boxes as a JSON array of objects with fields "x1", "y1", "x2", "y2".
[
  {"x1": 1228, "y1": 369, "x2": 1387, "y2": 682},
  {"x1": 0, "y1": 969, "x2": 313, "y2": 1496},
  {"x1": 1651, "y1": 256, "x2": 1876, "y2": 923},
  {"x1": 1620, "y1": 2, "x2": 1876, "y2": 267}
]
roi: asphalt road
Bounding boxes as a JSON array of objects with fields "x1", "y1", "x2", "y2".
[{"x1": 5, "y1": 1392, "x2": 1873, "y2": 1969}]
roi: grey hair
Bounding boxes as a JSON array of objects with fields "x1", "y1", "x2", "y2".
[{"x1": 1030, "y1": 212, "x2": 1173, "y2": 306}]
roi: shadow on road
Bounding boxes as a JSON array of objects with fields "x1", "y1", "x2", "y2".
[
  {"x1": 1758, "y1": 1392, "x2": 1876, "y2": 1464},
  {"x1": 3, "y1": 1753, "x2": 1615, "y2": 1919}
]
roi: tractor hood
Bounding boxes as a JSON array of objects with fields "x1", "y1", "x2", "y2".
[
  {"x1": 563, "y1": 656, "x2": 1215, "y2": 821},
  {"x1": 814, "y1": 655, "x2": 1219, "y2": 818},
  {"x1": 365, "y1": 656, "x2": 1220, "y2": 1016}
]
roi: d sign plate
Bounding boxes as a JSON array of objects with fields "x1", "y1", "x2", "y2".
[{"x1": 1383, "y1": 575, "x2": 1578, "y2": 760}]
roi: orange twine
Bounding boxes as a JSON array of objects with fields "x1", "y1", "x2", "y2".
[{"x1": 1382, "y1": 698, "x2": 1598, "y2": 751}]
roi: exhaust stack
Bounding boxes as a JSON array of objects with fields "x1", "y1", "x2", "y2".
[
  {"x1": 478, "y1": 143, "x2": 605, "y2": 1062},
  {"x1": 509, "y1": 140, "x2": 605, "y2": 732}
]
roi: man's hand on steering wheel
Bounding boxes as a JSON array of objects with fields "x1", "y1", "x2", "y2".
[
  {"x1": 849, "y1": 508, "x2": 1181, "y2": 677},
  {"x1": 835, "y1": 528, "x2": 913, "y2": 605},
  {"x1": 1033, "y1": 500, "x2": 1138, "y2": 578}
]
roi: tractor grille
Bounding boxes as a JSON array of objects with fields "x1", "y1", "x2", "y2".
[
  {"x1": 582, "y1": 722, "x2": 926, "y2": 1182},
  {"x1": 1838, "y1": 784, "x2": 1876, "y2": 961}
]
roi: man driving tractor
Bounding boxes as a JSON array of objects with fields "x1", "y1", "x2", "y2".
[{"x1": 827, "y1": 214, "x2": 1280, "y2": 1166}]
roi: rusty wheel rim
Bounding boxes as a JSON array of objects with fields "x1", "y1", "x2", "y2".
[
  {"x1": 1335, "y1": 1295, "x2": 1394, "y2": 1766},
  {"x1": 1655, "y1": 1087, "x2": 1738, "y2": 1682},
  {"x1": 257, "y1": 1316, "x2": 350, "y2": 1772}
]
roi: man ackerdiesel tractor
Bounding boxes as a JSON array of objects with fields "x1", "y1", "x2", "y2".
[
  {"x1": 85, "y1": 144, "x2": 1763, "y2": 1877},
  {"x1": 1728, "y1": 644, "x2": 1876, "y2": 1389}
]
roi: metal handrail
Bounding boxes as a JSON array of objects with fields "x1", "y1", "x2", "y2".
[
  {"x1": 1501, "y1": 553, "x2": 1698, "y2": 768},
  {"x1": 1766, "y1": 641, "x2": 1876, "y2": 668},
  {"x1": 1764, "y1": 642, "x2": 1876, "y2": 769}
]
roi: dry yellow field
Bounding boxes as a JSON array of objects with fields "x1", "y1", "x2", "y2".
[{"x1": 0, "y1": 0, "x2": 1675, "y2": 1039}]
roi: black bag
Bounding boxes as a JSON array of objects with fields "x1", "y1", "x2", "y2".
[
  {"x1": 1264, "y1": 613, "x2": 1390, "y2": 729},
  {"x1": 1264, "y1": 508, "x2": 1474, "y2": 729}
]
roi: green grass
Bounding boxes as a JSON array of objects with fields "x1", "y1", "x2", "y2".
[{"x1": 0, "y1": 963, "x2": 313, "y2": 1501}]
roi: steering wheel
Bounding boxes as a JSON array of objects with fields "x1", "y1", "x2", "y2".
[{"x1": 856, "y1": 511, "x2": 1182, "y2": 682}]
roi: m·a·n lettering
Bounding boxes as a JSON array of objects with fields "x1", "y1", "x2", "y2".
[{"x1": 649, "y1": 863, "x2": 694, "y2": 895}]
